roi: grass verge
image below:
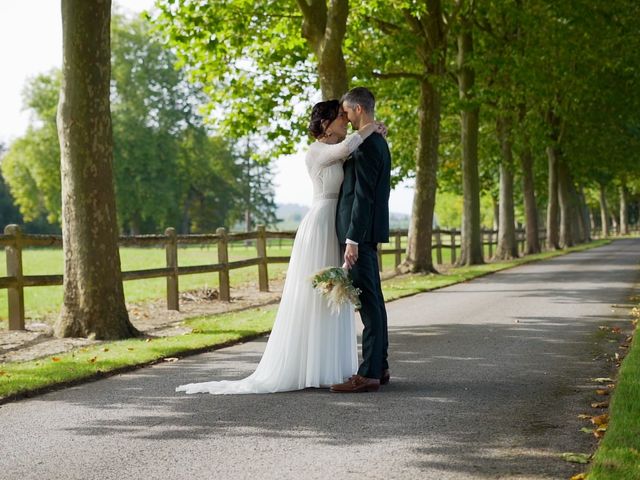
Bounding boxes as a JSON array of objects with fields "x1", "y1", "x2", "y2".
[
  {"x1": 0, "y1": 238, "x2": 611, "y2": 402},
  {"x1": 587, "y1": 306, "x2": 640, "y2": 479},
  {"x1": 0, "y1": 307, "x2": 276, "y2": 402}
]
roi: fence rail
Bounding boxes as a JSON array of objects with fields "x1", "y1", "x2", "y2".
[{"x1": 1, "y1": 223, "x2": 637, "y2": 331}]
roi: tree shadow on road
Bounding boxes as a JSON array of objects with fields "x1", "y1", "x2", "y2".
[
  {"x1": 32, "y1": 314, "x2": 628, "y2": 479},
  {"x1": 18, "y1": 238, "x2": 639, "y2": 478}
]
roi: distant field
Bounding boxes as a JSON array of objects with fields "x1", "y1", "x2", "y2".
[{"x1": 0, "y1": 236, "x2": 476, "y2": 325}]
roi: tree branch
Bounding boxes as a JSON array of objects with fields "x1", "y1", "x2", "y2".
[
  {"x1": 443, "y1": 0, "x2": 465, "y2": 37},
  {"x1": 325, "y1": 0, "x2": 348, "y2": 48},
  {"x1": 373, "y1": 71, "x2": 423, "y2": 81},
  {"x1": 295, "y1": 0, "x2": 327, "y2": 45},
  {"x1": 402, "y1": 9, "x2": 425, "y2": 39},
  {"x1": 365, "y1": 15, "x2": 403, "y2": 35},
  {"x1": 294, "y1": 0, "x2": 313, "y2": 19}
]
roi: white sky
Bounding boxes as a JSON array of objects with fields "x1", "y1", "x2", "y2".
[{"x1": 0, "y1": 0, "x2": 414, "y2": 214}]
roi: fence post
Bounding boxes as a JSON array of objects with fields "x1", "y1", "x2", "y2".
[
  {"x1": 395, "y1": 231, "x2": 402, "y2": 268},
  {"x1": 5, "y1": 224, "x2": 25, "y2": 330},
  {"x1": 377, "y1": 243, "x2": 383, "y2": 272},
  {"x1": 216, "y1": 227, "x2": 230, "y2": 301},
  {"x1": 165, "y1": 227, "x2": 179, "y2": 311},
  {"x1": 435, "y1": 229, "x2": 443, "y2": 265},
  {"x1": 450, "y1": 229, "x2": 457, "y2": 264},
  {"x1": 488, "y1": 230, "x2": 493, "y2": 258},
  {"x1": 256, "y1": 225, "x2": 269, "y2": 292}
]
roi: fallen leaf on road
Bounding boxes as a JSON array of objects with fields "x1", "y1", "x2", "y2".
[
  {"x1": 560, "y1": 452, "x2": 590, "y2": 464},
  {"x1": 591, "y1": 414, "x2": 609, "y2": 426},
  {"x1": 596, "y1": 389, "x2": 609, "y2": 395},
  {"x1": 570, "y1": 473, "x2": 586, "y2": 480},
  {"x1": 594, "y1": 429, "x2": 606, "y2": 439},
  {"x1": 592, "y1": 377, "x2": 614, "y2": 383},
  {"x1": 580, "y1": 427, "x2": 594, "y2": 434},
  {"x1": 591, "y1": 401, "x2": 609, "y2": 408},
  {"x1": 164, "y1": 357, "x2": 179, "y2": 362},
  {"x1": 578, "y1": 414, "x2": 592, "y2": 420}
]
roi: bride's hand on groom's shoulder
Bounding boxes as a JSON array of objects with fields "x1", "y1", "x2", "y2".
[{"x1": 375, "y1": 121, "x2": 388, "y2": 138}]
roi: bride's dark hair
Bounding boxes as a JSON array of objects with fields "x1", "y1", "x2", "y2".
[{"x1": 308, "y1": 99, "x2": 340, "y2": 138}]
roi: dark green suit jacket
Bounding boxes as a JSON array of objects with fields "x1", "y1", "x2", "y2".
[{"x1": 336, "y1": 132, "x2": 391, "y2": 244}]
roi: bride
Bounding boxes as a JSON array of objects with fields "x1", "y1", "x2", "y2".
[{"x1": 176, "y1": 100, "x2": 385, "y2": 394}]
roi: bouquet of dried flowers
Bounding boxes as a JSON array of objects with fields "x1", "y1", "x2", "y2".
[{"x1": 311, "y1": 266, "x2": 362, "y2": 314}]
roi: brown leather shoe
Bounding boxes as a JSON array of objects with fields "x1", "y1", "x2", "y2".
[
  {"x1": 330, "y1": 374, "x2": 380, "y2": 393},
  {"x1": 380, "y1": 369, "x2": 390, "y2": 385}
]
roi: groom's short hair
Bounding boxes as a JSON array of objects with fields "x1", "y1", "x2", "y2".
[{"x1": 341, "y1": 87, "x2": 375, "y2": 115}]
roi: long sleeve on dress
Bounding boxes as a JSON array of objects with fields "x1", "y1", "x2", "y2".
[{"x1": 305, "y1": 132, "x2": 364, "y2": 171}]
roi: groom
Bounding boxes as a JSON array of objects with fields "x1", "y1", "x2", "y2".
[{"x1": 331, "y1": 87, "x2": 391, "y2": 393}]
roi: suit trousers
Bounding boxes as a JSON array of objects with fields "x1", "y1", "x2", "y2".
[{"x1": 343, "y1": 242, "x2": 389, "y2": 379}]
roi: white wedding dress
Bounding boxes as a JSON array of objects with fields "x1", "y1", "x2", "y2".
[{"x1": 176, "y1": 132, "x2": 365, "y2": 394}]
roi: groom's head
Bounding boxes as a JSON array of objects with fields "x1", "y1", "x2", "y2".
[{"x1": 341, "y1": 87, "x2": 375, "y2": 130}]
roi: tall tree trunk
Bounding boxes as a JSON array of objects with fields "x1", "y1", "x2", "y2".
[
  {"x1": 402, "y1": 79, "x2": 440, "y2": 273},
  {"x1": 494, "y1": 116, "x2": 518, "y2": 260},
  {"x1": 570, "y1": 182, "x2": 587, "y2": 243},
  {"x1": 577, "y1": 186, "x2": 591, "y2": 242},
  {"x1": 456, "y1": 27, "x2": 483, "y2": 266},
  {"x1": 599, "y1": 182, "x2": 610, "y2": 237},
  {"x1": 519, "y1": 143, "x2": 540, "y2": 254},
  {"x1": 297, "y1": 0, "x2": 349, "y2": 100},
  {"x1": 129, "y1": 216, "x2": 140, "y2": 236},
  {"x1": 546, "y1": 146, "x2": 560, "y2": 249},
  {"x1": 401, "y1": 0, "x2": 446, "y2": 273},
  {"x1": 517, "y1": 103, "x2": 539, "y2": 254},
  {"x1": 180, "y1": 189, "x2": 193, "y2": 234},
  {"x1": 55, "y1": 0, "x2": 138, "y2": 340},
  {"x1": 557, "y1": 157, "x2": 573, "y2": 248},
  {"x1": 610, "y1": 211, "x2": 619, "y2": 235},
  {"x1": 619, "y1": 185, "x2": 629, "y2": 235}
]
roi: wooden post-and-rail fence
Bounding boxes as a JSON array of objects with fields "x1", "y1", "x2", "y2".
[
  {"x1": 5, "y1": 222, "x2": 631, "y2": 331},
  {"x1": 0, "y1": 224, "x2": 296, "y2": 331}
]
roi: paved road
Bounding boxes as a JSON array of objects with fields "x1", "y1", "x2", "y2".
[{"x1": 1, "y1": 239, "x2": 638, "y2": 480}]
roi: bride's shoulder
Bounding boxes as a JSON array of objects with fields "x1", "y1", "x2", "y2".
[{"x1": 304, "y1": 143, "x2": 319, "y2": 162}]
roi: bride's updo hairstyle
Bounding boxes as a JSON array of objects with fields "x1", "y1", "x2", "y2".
[{"x1": 308, "y1": 99, "x2": 340, "y2": 139}]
